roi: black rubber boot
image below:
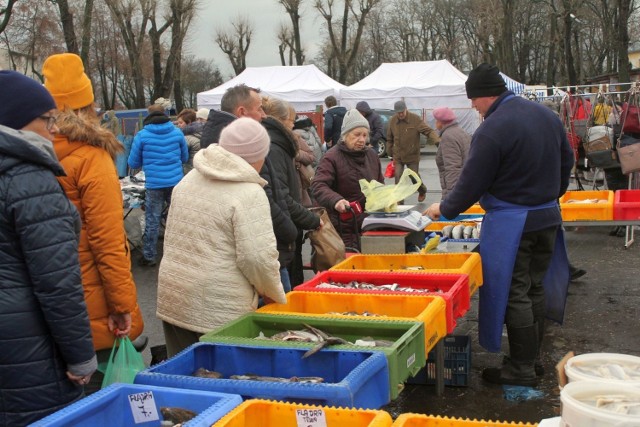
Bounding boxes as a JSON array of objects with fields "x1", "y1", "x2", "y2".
[
  {"x1": 534, "y1": 319, "x2": 545, "y2": 376},
  {"x1": 483, "y1": 324, "x2": 538, "y2": 387}
]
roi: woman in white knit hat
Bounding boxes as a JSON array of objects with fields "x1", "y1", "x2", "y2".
[
  {"x1": 312, "y1": 109, "x2": 384, "y2": 251},
  {"x1": 156, "y1": 117, "x2": 287, "y2": 357}
]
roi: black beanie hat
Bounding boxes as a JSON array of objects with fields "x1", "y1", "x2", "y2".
[
  {"x1": 0, "y1": 70, "x2": 57, "y2": 130},
  {"x1": 465, "y1": 63, "x2": 507, "y2": 99}
]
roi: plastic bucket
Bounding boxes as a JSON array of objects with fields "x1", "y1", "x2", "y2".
[
  {"x1": 560, "y1": 381, "x2": 640, "y2": 426},
  {"x1": 565, "y1": 353, "x2": 640, "y2": 386}
]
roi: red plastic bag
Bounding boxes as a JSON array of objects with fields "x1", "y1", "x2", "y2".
[{"x1": 384, "y1": 161, "x2": 395, "y2": 178}]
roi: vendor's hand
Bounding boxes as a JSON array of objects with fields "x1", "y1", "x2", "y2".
[
  {"x1": 423, "y1": 203, "x2": 441, "y2": 220},
  {"x1": 334, "y1": 199, "x2": 350, "y2": 213},
  {"x1": 108, "y1": 312, "x2": 132, "y2": 337},
  {"x1": 67, "y1": 371, "x2": 93, "y2": 387}
]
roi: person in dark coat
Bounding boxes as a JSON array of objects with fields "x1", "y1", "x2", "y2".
[
  {"x1": 262, "y1": 97, "x2": 321, "y2": 290},
  {"x1": 312, "y1": 109, "x2": 384, "y2": 251},
  {"x1": 0, "y1": 70, "x2": 97, "y2": 426},
  {"x1": 200, "y1": 84, "x2": 266, "y2": 148},
  {"x1": 356, "y1": 101, "x2": 384, "y2": 154},
  {"x1": 323, "y1": 95, "x2": 347, "y2": 149}
]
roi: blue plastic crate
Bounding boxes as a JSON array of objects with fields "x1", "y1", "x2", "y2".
[
  {"x1": 406, "y1": 335, "x2": 471, "y2": 386},
  {"x1": 30, "y1": 383, "x2": 242, "y2": 427},
  {"x1": 135, "y1": 342, "x2": 390, "y2": 409}
]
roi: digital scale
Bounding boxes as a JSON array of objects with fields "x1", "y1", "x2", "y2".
[{"x1": 361, "y1": 205, "x2": 432, "y2": 232}]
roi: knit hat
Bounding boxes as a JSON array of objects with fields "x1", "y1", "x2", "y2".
[
  {"x1": 340, "y1": 109, "x2": 370, "y2": 137},
  {"x1": 219, "y1": 117, "x2": 270, "y2": 163},
  {"x1": 0, "y1": 71, "x2": 57, "y2": 130},
  {"x1": 42, "y1": 53, "x2": 94, "y2": 111},
  {"x1": 433, "y1": 107, "x2": 456, "y2": 123},
  {"x1": 394, "y1": 100, "x2": 407, "y2": 112},
  {"x1": 196, "y1": 108, "x2": 210, "y2": 120},
  {"x1": 355, "y1": 101, "x2": 372, "y2": 115},
  {"x1": 465, "y1": 63, "x2": 507, "y2": 99}
]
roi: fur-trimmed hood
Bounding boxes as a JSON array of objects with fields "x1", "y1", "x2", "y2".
[{"x1": 55, "y1": 110, "x2": 123, "y2": 161}]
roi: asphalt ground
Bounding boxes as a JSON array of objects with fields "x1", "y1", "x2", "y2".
[{"x1": 128, "y1": 149, "x2": 640, "y2": 424}]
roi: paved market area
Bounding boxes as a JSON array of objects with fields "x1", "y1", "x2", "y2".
[{"x1": 129, "y1": 150, "x2": 640, "y2": 424}]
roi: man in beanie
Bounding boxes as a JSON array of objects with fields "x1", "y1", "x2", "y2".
[
  {"x1": 128, "y1": 102, "x2": 189, "y2": 266},
  {"x1": 432, "y1": 107, "x2": 471, "y2": 199},
  {"x1": 312, "y1": 109, "x2": 383, "y2": 250},
  {"x1": 0, "y1": 71, "x2": 97, "y2": 424},
  {"x1": 355, "y1": 101, "x2": 384, "y2": 155},
  {"x1": 200, "y1": 84, "x2": 266, "y2": 148},
  {"x1": 42, "y1": 52, "x2": 145, "y2": 393},
  {"x1": 424, "y1": 63, "x2": 574, "y2": 387},
  {"x1": 157, "y1": 117, "x2": 287, "y2": 357},
  {"x1": 387, "y1": 100, "x2": 440, "y2": 203}
]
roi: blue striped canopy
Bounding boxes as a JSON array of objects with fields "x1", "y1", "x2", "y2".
[{"x1": 499, "y1": 72, "x2": 525, "y2": 95}]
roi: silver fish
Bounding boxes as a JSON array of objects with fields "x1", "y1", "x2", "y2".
[
  {"x1": 463, "y1": 226, "x2": 474, "y2": 239},
  {"x1": 160, "y1": 407, "x2": 197, "y2": 424},
  {"x1": 353, "y1": 337, "x2": 395, "y2": 347},
  {"x1": 451, "y1": 224, "x2": 464, "y2": 239},
  {"x1": 192, "y1": 367, "x2": 222, "y2": 379},
  {"x1": 441, "y1": 225, "x2": 454, "y2": 238},
  {"x1": 472, "y1": 227, "x2": 480, "y2": 239}
]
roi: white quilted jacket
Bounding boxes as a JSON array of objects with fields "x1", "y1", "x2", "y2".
[{"x1": 156, "y1": 146, "x2": 286, "y2": 333}]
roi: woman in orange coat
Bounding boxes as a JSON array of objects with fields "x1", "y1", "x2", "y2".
[{"x1": 43, "y1": 53, "x2": 144, "y2": 390}]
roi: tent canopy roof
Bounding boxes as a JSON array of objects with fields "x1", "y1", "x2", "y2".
[{"x1": 197, "y1": 64, "x2": 345, "y2": 111}]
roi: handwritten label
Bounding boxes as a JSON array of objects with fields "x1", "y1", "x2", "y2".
[
  {"x1": 295, "y1": 408, "x2": 327, "y2": 427},
  {"x1": 128, "y1": 391, "x2": 159, "y2": 424},
  {"x1": 407, "y1": 352, "x2": 416, "y2": 368}
]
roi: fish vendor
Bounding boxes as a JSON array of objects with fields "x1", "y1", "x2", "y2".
[{"x1": 423, "y1": 63, "x2": 574, "y2": 387}]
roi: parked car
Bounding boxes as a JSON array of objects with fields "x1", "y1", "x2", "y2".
[{"x1": 373, "y1": 109, "x2": 428, "y2": 157}]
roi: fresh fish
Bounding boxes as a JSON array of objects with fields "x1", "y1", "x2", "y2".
[
  {"x1": 472, "y1": 227, "x2": 480, "y2": 239},
  {"x1": 311, "y1": 280, "x2": 440, "y2": 294},
  {"x1": 451, "y1": 224, "x2": 464, "y2": 239},
  {"x1": 229, "y1": 374, "x2": 325, "y2": 383},
  {"x1": 580, "y1": 394, "x2": 640, "y2": 415},
  {"x1": 441, "y1": 225, "x2": 454, "y2": 238},
  {"x1": 192, "y1": 367, "x2": 222, "y2": 379},
  {"x1": 160, "y1": 407, "x2": 197, "y2": 424},
  {"x1": 401, "y1": 265, "x2": 424, "y2": 271},
  {"x1": 572, "y1": 361, "x2": 640, "y2": 381},
  {"x1": 301, "y1": 323, "x2": 350, "y2": 358},
  {"x1": 353, "y1": 337, "x2": 395, "y2": 347},
  {"x1": 270, "y1": 330, "x2": 321, "y2": 342},
  {"x1": 463, "y1": 226, "x2": 474, "y2": 239}
]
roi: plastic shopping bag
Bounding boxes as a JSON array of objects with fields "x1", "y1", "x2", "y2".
[
  {"x1": 101, "y1": 336, "x2": 146, "y2": 388},
  {"x1": 360, "y1": 168, "x2": 423, "y2": 212}
]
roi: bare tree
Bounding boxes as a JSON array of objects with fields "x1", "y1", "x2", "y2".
[
  {"x1": 180, "y1": 56, "x2": 223, "y2": 107},
  {"x1": 0, "y1": 0, "x2": 18, "y2": 34},
  {"x1": 277, "y1": 23, "x2": 296, "y2": 65},
  {"x1": 277, "y1": 0, "x2": 305, "y2": 64},
  {"x1": 215, "y1": 15, "x2": 253, "y2": 75},
  {"x1": 314, "y1": 0, "x2": 381, "y2": 83},
  {"x1": 51, "y1": 0, "x2": 95, "y2": 64},
  {"x1": 105, "y1": 0, "x2": 153, "y2": 107}
]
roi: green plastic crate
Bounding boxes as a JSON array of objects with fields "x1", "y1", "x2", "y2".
[{"x1": 200, "y1": 313, "x2": 426, "y2": 400}]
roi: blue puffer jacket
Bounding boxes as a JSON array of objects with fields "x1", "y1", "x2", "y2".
[
  {"x1": 0, "y1": 126, "x2": 97, "y2": 426},
  {"x1": 128, "y1": 112, "x2": 188, "y2": 189}
]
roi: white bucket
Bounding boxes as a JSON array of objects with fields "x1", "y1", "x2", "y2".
[
  {"x1": 560, "y1": 381, "x2": 640, "y2": 427},
  {"x1": 565, "y1": 353, "x2": 640, "y2": 386}
]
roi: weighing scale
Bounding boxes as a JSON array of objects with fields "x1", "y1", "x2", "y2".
[{"x1": 361, "y1": 205, "x2": 432, "y2": 232}]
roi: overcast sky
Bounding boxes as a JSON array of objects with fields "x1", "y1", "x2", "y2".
[{"x1": 187, "y1": 0, "x2": 322, "y2": 80}]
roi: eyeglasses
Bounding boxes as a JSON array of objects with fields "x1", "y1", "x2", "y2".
[{"x1": 39, "y1": 115, "x2": 57, "y2": 131}]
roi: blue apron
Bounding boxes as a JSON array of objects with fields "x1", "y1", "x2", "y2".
[{"x1": 478, "y1": 193, "x2": 570, "y2": 352}]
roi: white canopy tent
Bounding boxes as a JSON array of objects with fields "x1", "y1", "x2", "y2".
[
  {"x1": 197, "y1": 64, "x2": 345, "y2": 112},
  {"x1": 339, "y1": 60, "x2": 479, "y2": 134}
]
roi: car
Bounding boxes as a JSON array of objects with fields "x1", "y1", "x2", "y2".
[{"x1": 373, "y1": 109, "x2": 428, "y2": 157}]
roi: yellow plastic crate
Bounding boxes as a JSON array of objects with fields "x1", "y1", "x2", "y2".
[
  {"x1": 462, "y1": 203, "x2": 485, "y2": 215},
  {"x1": 392, "y1": 413, "x2": 537, "y2": 426},
  {"x1": 560, "y1": 190, "x2": 614, "y2": 221},
  {"x1": 212, "y1": 399, "x2": 393, "y2": 427},
  {"x1": 330, "y1": 253, "x2": 483, "y2": 296},
  {"x1": 258, "y1": 291, "x2": 447, "y2": 354},
  {"x1": 425, "y1": 221, "x2": 477, "y2": 232}
]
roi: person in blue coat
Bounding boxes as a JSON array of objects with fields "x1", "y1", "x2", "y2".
[
  {"x1": 128, "y1": 104, "x2": 188, "y2": 266},
  {"x1": 424, "y1": 63, "x2": 574, "y2": 387},
  {"x1": 0, "y1": 71, "x2": 97, "y2": 425}
]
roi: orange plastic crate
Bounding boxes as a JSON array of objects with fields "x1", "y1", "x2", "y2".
[
  {"x1": 425, "y1": 221, "x2": 477, "y2": 232},
  {"x1": 258, "y1": 291, "x2": 447, "y2": 353},
  {"x1": 212, "y1": 399, "x2": 393, "y2": 427},
  {"x1": 330, "y1": 253, "x2": 483, "y2": 296},
  {"x1": 560, "y1": 190, "x2": 613, "y2": 221},
  {"x1": 391, "y1": 413, "x2": 537, "y2": 426},
  {"x1": 462, "y1": 203, "x2": 485, "y2": 215}
]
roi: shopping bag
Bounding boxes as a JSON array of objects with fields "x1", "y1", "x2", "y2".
[
  {"x1": 617, "y1": 135, "x2": 640, "y2": 174},
  {"x1": 101, "y1": 336, "x2": 146, "y2": 388},
  {"x1": 384, "y1": 161, "x2": 395, "y2": 178},
  {"x1": 305, "y1": 207, "x2": 346, "y2": 272},
  {"x1": 360, "y1": 168, "x2": 422, "y2": 212},
  {"x1": 621, "y1": 102, "x2": 640, "y2": 134}
]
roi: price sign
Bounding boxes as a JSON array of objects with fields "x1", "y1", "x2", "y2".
[
  {"x1": 128, "y1": 391, "x2": 160, "y2": 423},
  {"x1": 295, "y1": 408, "x2": 327, "y2": 427}
]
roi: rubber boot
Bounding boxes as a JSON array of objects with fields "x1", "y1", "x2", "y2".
[
  {"x1": 483, "y1": 324, "x2": 538, "y2": 387},
  {"x1": 534, "y1": 319, "x2": 545, "y2": 376}
]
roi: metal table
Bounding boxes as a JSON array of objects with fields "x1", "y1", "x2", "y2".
[{"x1": 563, "y1": 220, "x2": 640, "y2": 248}]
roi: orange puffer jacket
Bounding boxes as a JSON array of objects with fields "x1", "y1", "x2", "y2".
[{"x1": 53, "y1": 111, "x2": 144, "y2": 351}]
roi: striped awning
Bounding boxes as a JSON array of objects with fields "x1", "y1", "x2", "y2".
[{"x1": 500, "y1": 72, "x2": 525, "y2": 95}]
